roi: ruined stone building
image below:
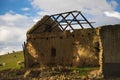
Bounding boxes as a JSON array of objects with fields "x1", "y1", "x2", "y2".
[{"x1": 23, "y1": 11, "x2": 120, "y2": 78}]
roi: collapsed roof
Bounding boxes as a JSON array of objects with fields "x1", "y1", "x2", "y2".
[{"x1": 27, "y1": 10, "x2": 94, "y2": 34}]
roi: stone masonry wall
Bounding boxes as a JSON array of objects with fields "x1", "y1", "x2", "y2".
[{"x1": 99, "y1": 25, "x2": 120, "y2": 78}]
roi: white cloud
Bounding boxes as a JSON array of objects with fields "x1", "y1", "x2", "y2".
[
  {"x1": 104, "y1": 11, "x2": 120, "y2": 19},
  {"x1": 21, "y1": 7, "x2": 30, "y2": 11},
  {"x1": 0, "y1": 11, "x2": 34, "y2": 42},
  {"x1": 31, "y1": 0, "x2": 120, "y2": 26},
  {"x1": 0, "y1": 11, "x2": 34, "y2": 28},
  {"x1": 0, "y1": 26, "x2": 26, "y2": 42},
  {"x1": 0, "y1": 11, "x2": 34, "y2": 55},
  {"x1": 31, "y1": 0, "x2": 115, "y2": 14},
  {"x1": 37, "y1": 11, "x2": 48, "y2": 16},
  {"x1": 0, "y1": 12, "x2": 27, "y2": 22},
  {"x1": 33, "y1": 18, "x2": 39, "y2": 23},
  {"x1": 0, "y1": 28, "x2": 10, "y2": 41},
  {"x1": 32, "y1": 11, "x2": 49, "y2": 23}
]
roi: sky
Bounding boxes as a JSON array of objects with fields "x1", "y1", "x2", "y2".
[{"x1": 0, "y1": 0, "x2": 120, "y2": 55}]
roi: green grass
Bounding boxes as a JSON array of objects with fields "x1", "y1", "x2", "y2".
[
  {"x1": 0, "y1": 51, "x2": 98, "y2": 77},
  {"x1": 0, "y1": 51, "x2": 24, "y2": 71},
  {"x1": 70, "y1": 67, "x2": 98, "y2": 76}
]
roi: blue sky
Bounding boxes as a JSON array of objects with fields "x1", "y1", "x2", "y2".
[
  {"x1": 107, "y1": 0, "x2": 120, "y2": 11},
  {"x1": 0, "y1": 0, "x2": 119, "y2": 16},
  {"x1": 0, "y1": 0, "x2": 120, "y2": 55},
  {"x1": 0, "y1": 0, "x2": 38, "y2": 16}
]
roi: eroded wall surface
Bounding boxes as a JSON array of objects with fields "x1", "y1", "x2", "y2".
[
  {"x1": 100, "y1": 25, "x2": 120, "y2": 77},
  {"x1": 26, "y1": 28, "x2": 99, "y2": 67}
]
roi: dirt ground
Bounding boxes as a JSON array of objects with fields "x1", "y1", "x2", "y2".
[
  {"x1": 0, "y1": 66, "x2": 105, "y2": 80},
  {"x1": 1, "y1": 67, "x2": 119, "y2": 80}
]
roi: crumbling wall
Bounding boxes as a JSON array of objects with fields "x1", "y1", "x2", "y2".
[
  {"x1": 72, "y1": 29, "x2": 100, "y2": 67},
  {"x1": 26, "y1": 28, "x2": 100, "y2": 67},
  {"x1": 26, "y1": 31, "x2": 73, "y2": 67},
  {"x1": 99, "y1": 25, "x2": 120, "y2": 78}
]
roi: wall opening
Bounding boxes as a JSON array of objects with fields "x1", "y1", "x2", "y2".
[
  {"x1": 60, "y1": 36, "x2": 63, "y2": 39},
  {"x1": 72, "y1": 34, "x2": 75, "y2": 38},
  {"x1": 51, "y1": 48, "x2": 56, "y2": 57},
  {"x1": 34, "y1": 38, "x2": 36, "y2": 40},
  {"x1": 46, "y1": 37, "x2": 48, "y2": 40}
]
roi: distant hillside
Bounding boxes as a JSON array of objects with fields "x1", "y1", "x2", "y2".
[{"x1": 0, "y1": 51, "x2": 24, "y2": 71}]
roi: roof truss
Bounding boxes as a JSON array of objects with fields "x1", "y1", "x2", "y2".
[
  {"x1": 30, "y1": 10, "x2": 95, "y2": 33},
  {"x1": 50, "y1": 10, "x2": 94, "y2": 31}
]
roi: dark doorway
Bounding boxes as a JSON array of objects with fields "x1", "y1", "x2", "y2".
[
  {"x1": 50, "y1": 48, "x2": 56, "y2": 66},
  {"x1": 51, "y1": 48, "x2": 56, "y2": 57}
]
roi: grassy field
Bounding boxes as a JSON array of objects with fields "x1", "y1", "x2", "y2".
[
  {"x1": 0, "y1": 51, "x2": 24, "y2": 71},
  {"x1": 0, "y1": 51, "x2": 100, "y2": 79}
]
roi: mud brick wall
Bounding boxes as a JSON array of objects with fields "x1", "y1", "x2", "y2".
[
  {"x1": 26, "y1": 28, "x2": 99, "y2": 68},
  {"x1": 99, "y1": 25, "x2": 120, "y2": 78}
]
